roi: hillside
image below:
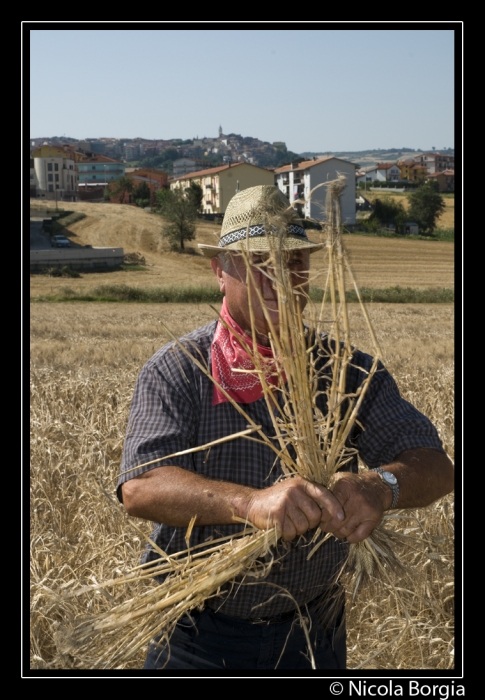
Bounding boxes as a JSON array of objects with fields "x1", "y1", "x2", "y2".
[{"x1": 30, "y1": 199, "x2": 454, "y2": 296}]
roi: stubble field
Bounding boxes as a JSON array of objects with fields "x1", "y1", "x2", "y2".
[
  {"x1": 30, "y1": 198, "x2": 454, "y2": 297},
  {"x1": 30, "y1": 300, "x2": 455, "y2": 671},
  {"x1": 30, "y1": 198, "x2": 455, "y2": 672}
]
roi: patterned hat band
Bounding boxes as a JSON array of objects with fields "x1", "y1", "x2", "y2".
[{"x1": 218, "y1": 223, "x2": 308, "y2": 248}]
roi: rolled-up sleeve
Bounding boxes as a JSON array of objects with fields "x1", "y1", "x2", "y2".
[{"x1": 351, "y1": 357, "x2": 445, "y2": 468}]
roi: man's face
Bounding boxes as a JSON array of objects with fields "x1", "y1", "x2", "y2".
[{"x1": 211, "y1": 249, "x2": 310, "y2": 346}]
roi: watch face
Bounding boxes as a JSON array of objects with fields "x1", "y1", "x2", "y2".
[{"x1": 382, "y1": 471, "x2": 398, "y2": 485}]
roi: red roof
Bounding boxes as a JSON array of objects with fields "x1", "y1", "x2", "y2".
[
  {"x1": 78, "y1": 154, "x2": 122, "y2": 164},
  {"x1": 376, "y1": 163, "x2": 398, "y2": 170},
  {"x1": 275, "y1": 156, "x2": 341, "y2": 173},
  {"x1": 171, "y1": 162, "x2": 265, "y2": 181}
]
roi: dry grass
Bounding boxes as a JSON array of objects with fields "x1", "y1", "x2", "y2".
[
  {"x1": 30, "y1": 297, "x2": 454, "y2": 671},
  {"x1": 29, "y1": 181, "x2": 455, "y2": 673},
  {"x1": 30, "y1": 198, "x2": 454, "y2": 296}
]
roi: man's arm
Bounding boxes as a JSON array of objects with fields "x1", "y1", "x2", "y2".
[
  {"x1": 323, "y1": 448, "x2": 454, "y2": 544},
  {"x1": 122, "y1": 448, "x2": 453, "y2": 544},
  {"x1": 121, "y1": 467, "x2": 346, "y2": 541}
]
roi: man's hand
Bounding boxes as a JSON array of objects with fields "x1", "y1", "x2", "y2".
[
  {"x1": 320, "y1": 449, "x2": 455, "y2": 544},
  {"x1": 122, "y1": 449, "x2": 453, "y2": 544},
  {"x1": 323, "y1": 471, "x2": 390, "y2": 543},
  {"x1": 245, "y1": 476, "x2": 345, "y2": 541}
]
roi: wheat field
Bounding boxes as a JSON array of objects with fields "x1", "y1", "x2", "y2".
[
  {"x1": 30, "y1": 300, "x2": 455, "y2": 672},
  {"x1": 30, "y1": 198, "x2": 454, "y2": 296}
]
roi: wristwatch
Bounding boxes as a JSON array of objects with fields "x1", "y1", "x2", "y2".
[{"x1": 370, "y1": 468, "x2": 400, "y2": 509}]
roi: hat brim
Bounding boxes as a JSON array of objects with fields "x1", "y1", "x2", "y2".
[{"x1": 198, "y1": 236, "x2": 324, "y2": 258}]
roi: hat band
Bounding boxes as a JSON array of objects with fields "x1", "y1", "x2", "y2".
[{"x1": 219, "y1": 223, "x2": 307, "y2": 248}]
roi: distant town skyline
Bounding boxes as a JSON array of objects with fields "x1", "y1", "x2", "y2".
[
  {"x1": 28, "y1": 26, "x2": 458, "y2": 154},
  {"x1": 29, "y1": 133, "x2": 454, "y2": 158}
]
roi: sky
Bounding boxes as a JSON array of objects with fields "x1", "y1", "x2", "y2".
[{"x1": 27, "y1": 25, "x2": 459, "y2": 154}]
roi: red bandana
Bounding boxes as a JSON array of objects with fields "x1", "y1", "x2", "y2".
[{"x1": 211, "y1": 298, "x2": 284, "y2": 405}]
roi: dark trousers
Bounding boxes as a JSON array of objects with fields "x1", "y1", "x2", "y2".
[{"x1": 144, "y1": 603, "x2": 346, "y2": 671}]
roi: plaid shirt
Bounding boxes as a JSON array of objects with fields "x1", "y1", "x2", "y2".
[{"x1": 118, "y1": 321, "x2": 444, "y2": 619}]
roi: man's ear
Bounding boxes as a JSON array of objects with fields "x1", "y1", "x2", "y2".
[{"x1": 211, "y1": 257, "x2": 225, "y2": 293}]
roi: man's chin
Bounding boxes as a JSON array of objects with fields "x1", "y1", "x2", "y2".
[{"x1": 254, "y1": 317, "x2": 280, "y2": 344}]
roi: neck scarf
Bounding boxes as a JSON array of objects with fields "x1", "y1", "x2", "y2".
[{"x1": 211, "y1": 298, "x2": 283, "y2": 405}]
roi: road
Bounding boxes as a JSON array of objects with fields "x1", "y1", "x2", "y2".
[{"x1": 30, "y1": 219, "x2": 52, "y2": 250}]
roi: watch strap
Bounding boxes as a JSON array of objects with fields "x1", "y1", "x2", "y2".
[{"x1": 371, "y1": 467, "x2": 400, "y2": 509}]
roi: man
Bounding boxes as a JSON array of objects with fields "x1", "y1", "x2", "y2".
[{"x1": 118, "y1": 185, "x2": 453, "y2": 670}]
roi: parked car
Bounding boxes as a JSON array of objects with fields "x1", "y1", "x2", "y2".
[{"x1": 51, "y1": 235, "x2": 71, "y2": 248}]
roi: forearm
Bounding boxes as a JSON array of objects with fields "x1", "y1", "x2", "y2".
[
  {"x1": 374, "y1": 447, "x2": 454, "y2": 509},
  {"x1": 121, "y1": 466, "x2": 254, "y2": 527},
  {"x1": 121, "y1": 465, "x2": 345, "y2": 540},
  {"x1": 327, "y1": 448, "x2": 454, "y2": 543}
]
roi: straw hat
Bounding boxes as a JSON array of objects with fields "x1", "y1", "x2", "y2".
[{"x1": 198, "y1": 185, "x2": 324, "y2": 258}]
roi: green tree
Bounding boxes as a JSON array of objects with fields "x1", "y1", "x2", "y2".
[
  {"x1": 186, "y1": 182, "x2": 203, "y2": 212},
  {"x1": 369, "y1": 197, "x2": 406, "y2": 233},
  {"x1": 156, "y1": 188, "x2": 197, "y2": 251},
  {"x1": 111, "y1": 176, "x2": 134, "y2": 204},
  {"x1": 407, "y1": 183, "x2": 445, "y2": 235},
  {"x1": 154, "y1": 188, "x2": 171, "y2": 212},
  {"x1": 133, "y1": 181, "x2": 151, "y2": 208}
]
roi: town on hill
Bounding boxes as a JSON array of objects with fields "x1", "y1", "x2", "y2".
[
  {"x1": 30, "y1": 127, "x2": 454, "y2": 175},
  {"x1": 29, "y1": 128, "x2": 455, "y2": 229}
]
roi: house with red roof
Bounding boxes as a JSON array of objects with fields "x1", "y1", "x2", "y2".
[
  {"x1": 375, "y1": 163, "x2": 401, "y2": 182},
  {"x1": 427, "y1": 170, "x2": 455, "y2": 192},
  {"x1": 415, "y1": 152, "x2": 454, "y2": 174}
]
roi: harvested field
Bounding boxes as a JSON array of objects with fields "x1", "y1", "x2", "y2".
[
  {"x1": 29, "y1": 199, "x2": 454, "y2": 295},
  {"x1": 30, "y1": 302, "x2": 455, "y2": 671}
]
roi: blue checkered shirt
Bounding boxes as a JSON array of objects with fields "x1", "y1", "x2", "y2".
[{"x1": 118, "y1": 321, "x2": 444, "y2": 619}]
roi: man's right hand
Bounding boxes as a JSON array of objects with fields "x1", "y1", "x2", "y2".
[
  {"x1": 123, "y1": 467, "x2": 344, "y2": 541},
  {"x1": 245, "y1": 476, "x2": 345, "y2": 541}
]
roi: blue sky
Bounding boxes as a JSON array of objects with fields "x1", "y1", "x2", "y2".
[{"x1": 28, "y1": 25, "x2": 458, "y2": 154}]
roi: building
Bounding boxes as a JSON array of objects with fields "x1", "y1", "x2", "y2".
[
  {"x1": 415, "y1": 152, "x2": 454, "y2": 174},
  {"x1": 116, "y1": 167, "x2": 169, "y2": 204},
  {"x1": 402, "y1": 222, "x2": 419, "y2": 236},
  {"x1": 397, "y1": 160, "x2": 428, "y2": 183},
  {"x1": 30, "y1": 144, "x2": 78, "y2": 201},
  {"x1": 274, "y1": 156, "x2": 357, "y2": 225},
  {"x1": 170, "y1": 162, "x2": 275, "y2": 214},
  {"x1": 374, "y1": 163, "x2": 401, "y2": 182},
  {"x1": 173, "y1": 158, "x2": 206, "y2": 178},
  {"x1": 427, "y1": 170, "x2": 455, "y2": 192},
  {"x1": 356, "y1": 167, "x2": 378, "y2": 185},
  {"x1": 77, "y1": 154, "x2": 125, "y2": 188},
  {"x1": 30, "y1": 157, "x2": 37, "y2": 197}
]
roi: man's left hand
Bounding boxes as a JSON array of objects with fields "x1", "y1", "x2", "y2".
[
  {"x1": 320, "y1": 448, "x2": 454, "y2": 543},
  {"x1": 320, "y1": 471, "x2": 391, "y2": 543}
]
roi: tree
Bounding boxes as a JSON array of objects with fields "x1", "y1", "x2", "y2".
[
  {"x1": 156, "y1": 188, "x2": 197, "y2": 251},
  {"x1": 154, "y1": 187, "x2": 172, "y2": 213},
  {"x1": 186, "y1": 182, "x2": 203, "y2": 212},
  {"x1": 369, "y1": 197, "x2": 406, "y2": 233},
  {"x1": 407, "y1": 183, "x2": 445, "y2": 235},
  {"x1": 111, "y1": 176, "x2": 134, "y2": 204},
  {"x1": 132, "y1": 181, "x2": 151, "y2": 208}
]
